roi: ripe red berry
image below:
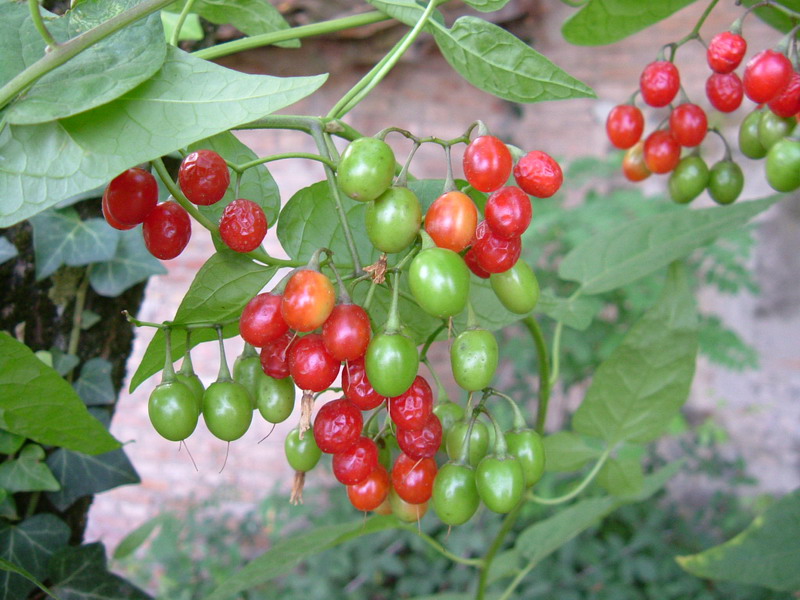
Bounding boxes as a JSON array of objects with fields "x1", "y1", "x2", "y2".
[
  {"x1": 396, "y1": 412, "x2": 442, "y2": 459},
  {"x1": 281, "y1": 270, "x2": 336, "y2": 333},
  {"x1": 332, "y1": 436, "x2": 379, "y2": 485},
  {"x1": 471, "y1": 220, "x2": 521, "y2": 274},
  {"x1": 606, "y1": 104, "x2": 645, "y2": 149},
  {"x1": 743, "y1": 49, "x2": 793, "y2": 104},
  {"x1": 313, "y1": 398, "x2": 363, "y2": 454},
  {"x1": 463, "y1": 248, "x2": 490, "y2": 279},
  {"x1": 485, "y1": 186, "x2": 532, "y2": 239},
  {"x1": 513, "y1": 151, "x2": 562, "y2": 198},
  {"x1": 102, "y1": 190, "x2": 135, "y2": 231},
  {"x1": 462, "y1": 135, "x2": 513, "y2": 193},
  {"x1": 347, "y1": 464, "x2": 390, "y2": 512},
  {"x1": 392, "y1": 453, "x2": 437, "y2": 504},
  {"x1": 640, "y1": 61, "x2": 680, "y2": 107},
  {"x1": 706, "y1": 72, "x2": 744, "y2": 113},
  {"x1": 178, "y1": 150, "x2": 230, "y2": 206},
  {"x1": 622, "y1": 141, "x2": 651, "y2": 182},
  {"x1": 322, "y1": 304, "x2": 371, "y2": 362},
  {"x1": 288, "y1": 333, "x2": 340, "y2": 392},
  {"x1": 239, "y1": 292, "x2": 288, "y2": 348},
  {"x1": 219, "y1": 199, "x2": 267, "y2": 253},
  {"x1": 669, "y1": 103, "x2": 708, "y2": 147},
  {"x1": 388, "y1": 375, "x2": 434, "y2": 431},
  {"x1": 259, "y1": 331, "x2": 295, "y2": 379},
  {"x1": 643, "y1": 130, "x2": 681, "y2": 174},
  {"x1": 768, "y1": 72, "x2": 800, "y2": 118},
  {"x1": 342, "y1": 357, "x2": 385, "y2": 411},
  {"x1": 142, "y1": 201, "x2": 191, "y2": 260},
  {"x1": 104, "y1": 168, "x2": 158, "y2": 226},
  {"x1": 707, "y1": 31, "x2": 747, "y2": 74}
]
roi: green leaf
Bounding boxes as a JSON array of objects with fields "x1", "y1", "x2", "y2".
[
  {"x1": 597, "y1": 456, "x2": 644, "y2": 497},
  {"x1": 432, "y1": 16, "x2": 595, "y2": 103},
  {"x1": 0, "y1": 444, "x2": 60, "y2": 493},
  {"x1": 113, "y1": 515, "x2": 168, "y2": 560},
  {"x1": 365, "y1": 0, "x2": 430, "y2": 27},
  {"x1": 0, "y1": 2, "x2": 69, "y2": 87},
  {"x1": 536, "y1": 289, "x2": 601, "y2": 330},
  {"x1": 204, "y1": 515, "x2": 403, "y2": 600},
  {"x1": 5, "y1": 1, "x2": 167, "y2": 125},
  {"x1": 46, "y1": 447, "x2": 140, "y2": 511},
  {"x1": 80, "y1": 310, "x2": 101, "y2": 330},
  {"x1": 0, "y1": 557, "x2": 61, "y2": 600},
  {"x1": 0, "y1": 513, "x2": 70, "y2": 600},
  {"x1": 0, "y1": 332, "x2": 120, "y2": 454},
  {"x1": 51, "y1": 349, "x2": 80, "y2": 378},
  {"x1": 0, "y1": 46, "x2": 327, "y2": 227},
  {"x1": 463, "y1": 0, "x2": 510, "y2": 12},
  {"x1": 0, "y1": 430, "x2": 24, "y2": 455},
  {"x1": 129, "y1": 251, "x2": 276, "y2": 391},
  {"x1": 572, "y1": 264, "x2": 698, "y2": 445},
  {"x1": 0, "y1": 493, "x2": 17, "y2": 521},
  {"x1": 88, "y1": 228, "x2": 167, "y2": 297},
  {"x1": 161, "y1": 11, "x2": 204, "y2": 42},
  {"x1": 0, "y1": 238, "x2": 17, "y2": 265},
  {"x1": 542, "y1": 431, "x2": 604, "y2": 472},
  {"x1": 677, "y1": 488, "x2": 800, "y2": 591},
  {"x1": 561, "y1": 0, "x2": 698, "y2": 46},
  {"x1": 49, "y1": 543, "x2": 151, "y2": 600},
  {"x1": 73, "y1": 358, "x2": 115, "y2": 406},
  {"x1": 559, "y1": 197, "x2": 779, "y2": 295},
  {"x1": 742, "y1": 0, "x2": 800, "y2": 33},
  {"x1": 30, "y1": 208, "x2": 119, "y2": 280}
]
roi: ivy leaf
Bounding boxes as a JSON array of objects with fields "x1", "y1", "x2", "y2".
[
  {"x1": 542, "y1": 432, "x2": 604, "y2": 472},
  {"x1": 129, "y1": 251, "x2": 276, "y2": 391},
  {"x1": 0, "y1": 444, "x2": 61, "y2": 493},
  {"x1": 0, "y1": 238, "x2": 17, "y2": 266},
  {"x1": 0, "y1": 332, "x2": 120, "y2": 455},
  {"x1": 572, "y1": 263, "x2": 698, "y2": 445},
  {"x1": 0, "y1": 557, "x2": 60, "y2": 600},
  {"x1": 0, "y1": 514, "x2": 70, "y2": 600},
  {"x1": 432, "y1": 16, "x2": 595, "y2": 103},
  {"x1": 88, "y1": 228, "x2": 167, "y2": 297},
  {"x1": 80, "y1": 310, "x2": 102, "y2": 330},
  {"x1": 113, "y1": 515, "x2": 168, "y2": 560},
  {"x1": 536, "y1": 289, "x2": 601, "y2": 330},
  {"x1": 49, "y1": 543, "x2": 151, "y2": 599},
  {"x1": 0, "y1": 430, "x2": 24, "y2": 455},
  {"x1": 30, "y1": 208, "x2": 119, "y2": 280},
  {"x1": 561, "y1": 0, "x2": 699, "y2": 46},
  {"x1": 50, "y1": 348, "x2": 80, "y2": 378},
  {"x1": 0, "y1": 46, "x2": 327, "y2": 227},
  {"x1": 46, "y1": 447, "x2": 140, "y2": 511},
  {"x1": 597, "y1": 455, "x2": 644, "y2": 497},
  {"x1": 73, "y1": 358, "x2": 115, "y2": 406}
]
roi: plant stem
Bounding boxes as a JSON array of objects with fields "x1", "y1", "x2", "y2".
[
  {"x1": 522, "y1": 316, "x2": 551, "y2": 434},
  {"x1": 124, "y1": 310, "x2": 237, "y2": 331},
  {"x1": 419, "y1": 325, "x2": 445, "y2": 362},
  {"x1": 548, "y1": 321, "x2": 563, "y2": 388},
  {"x1": 402, "y1": 524, "x2": 484, "y2": 567},
  {"x1": 669, "y1": 0, "x2": 719, "y2": 60},
  {"x1": 476, "y1": 501, "x2": 523, "y2": 600},
  {"x1": 65, "y1": 272, "x2": 90, "y2": 383},
  {"x1": 0, "y1": 0, "x2": 174, "y2": 110},
  {"x1": 527, "y1": 449, "x2": 610, "y2": 506},
  {"x1": 169, "y1": 0, "x2": 198, "y2": 47},
  {"x1": 28, "y1": 0, "x2": 58, "y2": 48},
  {"x1": 232, "y1": 152, "x2": 337, "y2": 174}
]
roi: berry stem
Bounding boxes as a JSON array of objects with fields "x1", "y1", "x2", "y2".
[
  {"x1": 422, "y1": 356, "x2": 450, "y2": 404},
  {"x1": 231, "y1": 152, "x2": 338, "y2": 174},
  {"x1": 527, "y1": 448, "x2": 611, "y2": 506},
  {"x1": 169, "y1": 0, "x2": 198, "y2": 47},
  {"x1": 669, "y1": 0, "x2": 719, "y2": 60},
  {"x1": 476, "y1": 498, "x2": 523, "y2": 600},
  {"x1": 396, "y1": 142, "x2": 421, "y2": 188},
  {"x1": 214, "y1": 325, "x2": 233, "y2": 382},
  {"x1": 521, "y1": 315, "x2": 551, "y2": 434},
  {"x1": 419, "y1": 325, "x2": 446, "y2": 363},
  {"x1": 178, "y1": 330, "x2": 198, "y2": 377},
  {"x1": 708, "y1": 127, "x2": 733, "y2": 161},
  {"x1": 489, "y1": 389, "x2": 527, "y2": 431},
  {"x1": 442, "y1": 144, "x2": 457, "y2": 194},
  {"x1": 385, "y1": 271, "x2": 402, "y2": 334},
  {"x1": 162, "y1": 327, "x2": 178, "y2": 382},
  {"x1": 326, "y1": 257, "x2": 352, "y2": 304},
  {"x1": 123, "y1": 310, "x2": 238, "y2": 332},
  {"x1": 480, "y1": 406, "x2": 509, "y2": 458},
  {"x1": 27, "y1": 0, "x2": 58, "y2": 49}
]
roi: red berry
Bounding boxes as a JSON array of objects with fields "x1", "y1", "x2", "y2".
[
  {"x1": 281, "y1": 270, "x2": 336, "y2": 333},
  {"x1": 392, "y1": 453, "x2": 437, "y2": 504},
  {"x1": 142, "y1": 202, "x2": 191, "y2": 260},
  {"x1": 643, "y1": 130, "x2": 681, "y2": 174},
  {"x1": 669, "y1": 103, "x2": 708, "y2": 147},
  {"x1": 768, "y1": 71, "x2": 800, "y2": 118},
  {"x1": 102, "y1": 190, "x2": 135, "y2": 231},
  {"x1": 332, "y1": 436, "x2": 379, "y2": 485},
  {"x1": 513, "y1": 151, "x2": 562, "y2": 198},
  {"x1": 706, "y1": 72, "x2": 744, "y2": 113},
  {"x1": 485, "y1": 186, "x2": 532, "y2": 240},
  {"x1": 342, "y1": 358, "x2": 385, "y2": 411},
  {"x1": 219, "y1": 199, "x2": 267, "y2": 253},
  {"x1": 388, "y1": 375, "x2": 434, "y2": 431},
  {"x1": 104, "y1": 168, "x2": 158, "y2": 226},
  {"x1": 606, "y1": 104, "x2": 645, "y2": 149},
  {"x1": 347, "y1": 464, "x2": 390, "y2": 511},
  {"x1": 287, "y1": 333, "x2": 340, "y2": 392},
  {"x1": 322, "y1": 304, "x2": 371, "y2": 362},
  {"x1": 471, "y1": 220, "x2": 521, "y2": 274},
  {"x1": 396, "y1": 412, "x2": 442, "y2": 459},
  {"x1": 313, "y1": 398, "x2": 363, "y2": 454},
  {"x1": 178, "y1": 150, "x2": 230, "y2": 206},
  {"x1": 622, "y1": 141, "x2": 651, "y2": 182},
  {"x1": 640, "y1": 61, "x2": 680, "y2": 107},
  {"x1": 239, "y1": 292, "x2": 288, "y2": 348},
  {"x1": 707, "y1": 31, "x2": 747, "y2": 74},
  {"x1": 462, "y1": 135, "x2": 513, "y2": 193},
  {"x1": 424, "y1": 191, "x2": 479, "y2": 253},
  {"x1": 464, "y1": 248, "x2": 490, "y2": 279},
  {"x1": 259, "y1": 331, "x2": 295, "y2": 379},
  {"x1": 743, "y1": 49, "x2": 793, "y2": 104}
]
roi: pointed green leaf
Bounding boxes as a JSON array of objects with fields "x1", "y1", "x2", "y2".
[
  {"x1": 0, "y1": 430, "x2": 24, "y2": 455},
  {"x1": 161, "y1": 11, "x2": 203, "y2": 42},
  {"x1": 365, "y1": 0, "x2": 433, "y2": 27},
  {"x1": 543, "y1": 432, "x2": 604, "y2": 472},
  {"x1": 572, "y1": 264, "x2": 698, "y2": 445},
  {"x1": 0, "y1": 493, "x2": 17, "y2": 521},
  {"x1": 0, "y1": 557, "x2": 61, "y2": 600},
  {"x1": 0, "y1": 2, "x2": 69, "y2": 86},
  {"x1": 559, "y1": 197, "x2": 779, "y2": 295},
  {"x1": 80, "y1": 309, "x2": 102, "y2": 330},
  {"x1": 678, "y1": 489, "x2": 800, "y2": 591},
  {"x1": 0, "y1": 332, "x2": 120, "y2": 454},
  {"x1": 432, "y1": 16, "x2": 595, "y2": 103},
  {"x1": 0, "y1": 238, "x2": 17, "y2": 265},
  {"x1": 536, "y1": 290, "x2": 601, "y2": 330},
  {"x1": 113, "y1": 515, "x2": 168, "y2": 560},
  {"x1": 51, "y1": 349, "x2": 80, "y2": 378},
  {"x1": 49, "y1": 543, "x2": 151, "y2": 600},
  {"x1": 597, "y1": 456, "x2": 644, "y2": 497},
  {"x1": 88, "y1": 228, "x2": 167, "y2": 297},
  {"x1": 73, "y1": 358, "x2": 115, "y2": 406},
  {"x1": 0, "y1": 444, "x2": 60, "y2": 492}
]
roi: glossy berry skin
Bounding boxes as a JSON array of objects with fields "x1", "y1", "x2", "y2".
[
  {"x1": 202, "y1": 381, "x2": 253, "y2": 442},
  {"x1": 463, "y1": 248, "x2": 490, "y2": 279},
  {"x1": 365, "y1": 186, "x2": 421, "y2": 254},
  {"x1": 256, "y1": 375, "x2": 295, "y2": 423},
  {"x1": 397, "y1": 412, "x2": 442, "y2": 459},
  {"x1": 766, "y1": 138, "x2": 800, "y2": 192},
  {"x1": 505, "y1": 429, "x2": 545, "y2": 488},
  {"x1": 450, "y1": 329, "x2": 498, "y2": 391},
  {"x1": 643, "y1": 130, "x2": 681, "y2": 174},
  {"x1": 432, "y1": 462, "x2": 480, "y2": 526},
  {"x1": 233, "y1": 353, "x2": 262, "y2": 408},
  {"x1": 622, "y1": 141, "x2": 651, "y2": 182},
  {"x1": 332, "y1": 436, "x2": 379, "y2": 485},
  {"x1": 337, "y1": 137, "x2": 396, "y2": 202},
  {"x1": 322, "y1": 304, "x2": 371, "y2": 362},
  {"x1": 485, "y1": 186, "x2": 532, "y2": 239},
  {"x1": 707, "y1": 31, "x2": 747, "y2": 74},
  {"x1": 476, "y1": 455, "x2": 524, "y2": 513},
  {"x1": 287, "y1": 333, "x2": 340, "y2": 392},
  {"x1": 175, "y1": 371, "x2": 204, "y2": 416},
  {"x1": 739, "y1": 109, "x2": 768, "y2": 159},
  {"x1": 179, "y1": 150, "x2": 230, "y2": 206},
  {"x1": 240, "y1": 292, "x2": 288, "y2": 348},
  {"x1": 392, "y1": 453, "x2": 437, "y2": 504},
  {"x1": 472, "y1": 220, "x2": 521, "y2": 274},
  {"x1": 708, "y1": 160, "x2": 744, "y2": 205},
  {"x1": 639, "y1": 61, "x2": 680, "y2": 107},
  {"x1": 281, "y1": 270, "x2": 336, "y2": 332},
  {"x1": 424, "y1": 191, "x2": 479, "y2": 253},
  {"x1": 758, "y1": 110, "x2": 796, "y2": 150},
  {"x1": 284, "y1": 427, "x2": 322, "y2": 472},
  {"x1": 446, "y1": 420, "x2": 490, "y2": 467},
  {"x1": 389, "y1": 487, "x2": 428, "y2": 522},
  {"x1": 409, "y1": 247, "x2": 470, "y2": 318},
  {"x1": 219, "y1": 199, "x2": 267, "y2": 253},
  {"x1": 606, "y1": 104, "x2": 644, "y2": 149},
  {"x1": 669, "y1": 104, "x2": 708, "y2": 147},
  {"x1": 462, "y1": 135, "x2": 513, "y2": 193},
  {"x1": 313, "y1": 398, "x2": 363, "y2": 454},
  {"x1": 389, "y1": 375, "x2": 433, "y2": 431},
  {"x1": 143, "y1": 201, "x2": 192, "y2": 260},
  {"x1": 433, "y1": 402, "x2": 466, "y2": 442},
  {"x1": 706, "y1": 72, "x2": 744, "y2": 113},
  {"x1": 342, "y1": 357, "x2": 385, "y2": 411},
  {"x1": 104, "y1": 168, "x2": 158, "y2": 226},
  {"x1": 513, "y1": 151, "x2": 562, "y2": 198},
  {"x1": 768, "y1": 72, "x2": 800, "y2": 118},
  {"x1": 148, "y1": 381, "x2": 199, "y2": 442},
  {"x1": 364, "y1": 332, "x2": 419, "y2": 398},
  {"x1": 347, "y1": 464, "x2": 390, "y2": 511},
  {"x1": 668, "y1": 155, "x2": 710, "y2": 205},
  {"x1": 744, "y1": 50, "x2": 793, "y2": 104},
  {"x1": 259, "y1": 331, "x2": 295, "y2": 379},
  {"x1": 102, "y1": 190, "x2": 136, "y2": 231},
  {"x1": 490, "y1": 260, "x2": 539, "y2": 315}
]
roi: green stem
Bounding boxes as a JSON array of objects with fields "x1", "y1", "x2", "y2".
[
  {"x1": 170, "y1": 0, "x2": 198, "y2": 47},
  {"x1": 527, "y1": 449, "x2": 610, "y2": 506},
  {"x1": 476, "y1": 501, "x2": 524, "y2": 600},
  {"x1": 548, "y1": 321, "x2": 563, "y2": 388},
  {"x1": 0, "y1": 0, "x2": 174, "y2": 110},
  {"x1": 193, "y1": 11, "x2": 390, "y2": 61},
  {"x1": 363, "y1": 279, "x2": 378, "y2": 312},
  {"x1": 422, "y1": 357, "x2": 449, "y2": 404},
  {"x1": 402, "y1": 524, "x2": 484, "y2": 567},
  {"x1": 162, "y1": 327, "x2": 177, "y2": 381},
  {"x1": 419, "y1": 325, "x2": 445, "y2": 362},
  {"x1": 124, "y1": 310, "x2": 237, "y2": 331},
  {"x1": 232, "y1": 152, "x2": 337, "y2": 174},
  {"x1": 65, "y1": 273, "x2": 90, "y2": 383},
  {"x1": 668, "y1": 0, "x2": 719, "y2": 60},
  {"x1": 215, "y1": 326, "x2": 232, "y2": 382},
  {"x1": 386, "y1": 271, "x2": 402, "y2": 333},
  {"x1": 480, "y1": 406, "x2": 509, "y2": 457},
  {"x1": 28, "y1": 0, "x2": 58, "y2": 48},
  {"x1": 522, "y1": 316, "x2": 551, "y2": 434},
  {"x1": 489, "y1": 389, "x2": 527, "y2": 431}
]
